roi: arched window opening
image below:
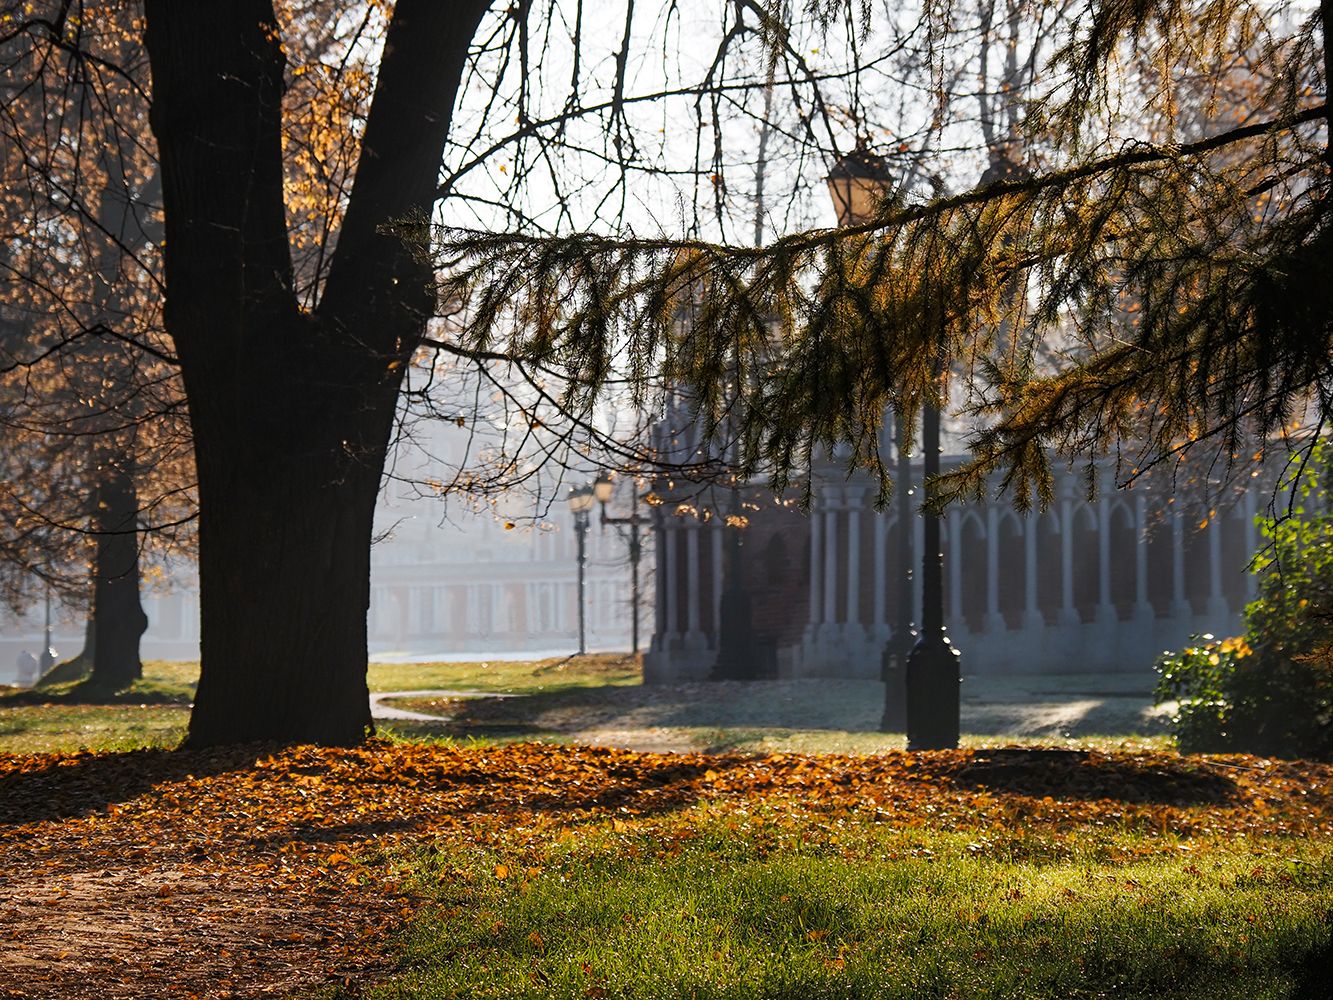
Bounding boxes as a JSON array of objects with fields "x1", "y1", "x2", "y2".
[
  {"x1": 1036, "y1": 513, "x2": 1062, "y2": 624},
  {"x1": 1071, "y1": 505, "x2": 1099, "y2": 623},
  {"x1": 1109, "y1": 503, "x2": 1137, "y2": 620},
  {"x1": 959, "y1": 513, "x2": 986, "y2": 634},
  {"x1": 996, "y1": 512, "x2": 1025, "y2": 630}
]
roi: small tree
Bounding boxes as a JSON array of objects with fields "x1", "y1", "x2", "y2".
[{"x1": 1157, "y1": 439, "x2": 1333, "y2": 759}]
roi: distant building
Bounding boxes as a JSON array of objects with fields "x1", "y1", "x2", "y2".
[
  {"x1": 1, "y1": 430, "x2": 641, "y2": 679},
  {"x1": 366, "y1": 491, "x2": 639, "y2": 658},
  {"x1": 644, "y1": 398, "x2": 1264, "y2": 681}
]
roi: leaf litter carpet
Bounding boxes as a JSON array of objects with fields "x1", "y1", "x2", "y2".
[{"x1": 0, "y1": 740, "x2": 1329, "y2": 997}]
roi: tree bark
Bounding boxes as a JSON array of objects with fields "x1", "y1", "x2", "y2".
[
  {"x1": 142, "y1": 0, "x2": 489, "y2": 746},
  {"x1": 88, "y1": 448, "x2": 148, "y2": 691}
]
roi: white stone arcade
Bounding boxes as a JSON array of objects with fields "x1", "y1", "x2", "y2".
[{"x1": 645, "y1": 448, "x2": 1261, "y2": 682}]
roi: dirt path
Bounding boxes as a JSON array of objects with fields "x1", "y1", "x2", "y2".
[
  {"x1": 0, "y1": 747, "x2": 403, "y2": 999},
  {"x1": 369, "y1": 688, "x2": 510, "y2": 722}
]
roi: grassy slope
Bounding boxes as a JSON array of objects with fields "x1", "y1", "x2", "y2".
[{"x1": 373, "y1": 808, "x2": 1332, "y2": 999}]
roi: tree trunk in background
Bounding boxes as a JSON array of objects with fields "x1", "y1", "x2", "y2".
[
  {"x1": 142, "y1": 0, "x2": 489, "y2": 746},
  {"x1": 88, "y1": 449, "x2": 148, "y2": 690},
  {"x1": 76, "y1": 616, "x2": 95, "y2": 666}
]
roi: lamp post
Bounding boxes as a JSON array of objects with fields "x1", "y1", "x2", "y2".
[
  {"x1": 825, "y1": 144, "x2": 913, "y2": 729},
  {"x1": 898, "y1": 153, "x2": 1027, "y2": 748},
  {"x1": 594, "y1": 471, "x2": 647, "y2": 654},
  {"x1": 567, "y1": 483, "x2": 595, "y2": 655},
  {"x1": 904, "y1": 333, "x2": 962, "y2": 749}
]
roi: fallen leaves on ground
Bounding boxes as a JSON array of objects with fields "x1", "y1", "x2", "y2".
[{"x1": 0, "y1": 740, "x2": 1329, "y2": 998}]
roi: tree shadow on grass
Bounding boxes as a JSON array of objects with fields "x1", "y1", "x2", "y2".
[
  {"x1": 3, "y1": 677, "x2": 191, "y2": 707},
  {"x1": 403, "y1": 680, "x2": 1169, "y2": 742},
  {"x1": 1291, "y1": 931, "x2": 1333, "y2": 1000},
  {"x1": 949, "y1": 748, "x2": 1239, "y2": 806}
]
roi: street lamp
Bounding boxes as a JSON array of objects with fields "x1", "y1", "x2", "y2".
[
  {"x1": 594, "y1": 471, "x2": 648, "y2": 655},
  {"x1": 825, "y1": 143, "x2": 894, "y2": 227},
  {"x1": 825, "y1": 145, "x2": 914, "y2": 730},
  {"x1": 897, "y1": 153, "x2": 1028, "y2": 748},
  {"x1": 904, "y1": 359, "x2": 962, "y2": 749},
  {"x1": 882, "y1": 408, "x2": 915, "y2": 732},
  {"x1": 567, "y1": 483, "x2": 595, "y2": 655}
]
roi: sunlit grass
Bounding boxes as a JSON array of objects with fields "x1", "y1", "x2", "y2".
[
  {"x1": 368, "y1": 807, "x2": 1333, "y2": 999},
  {"x1": 0, "y1": 654, "x2": 1171, "y2": 757},
  {"x1": 29, "y1": 658, "x2": 200, "y2": 703},
  {"x1": 0, "y1": 660, "x2": 197, "y2": 752},
  {"x1": 0, "y1": 656, "x2": 637, "y2": 753},
  {"x1": 367, "y1": 653, "x2": 640, "y2": 694},
  {"x1": 0, "y1": 702, "x2": 190, "y2": 753}
]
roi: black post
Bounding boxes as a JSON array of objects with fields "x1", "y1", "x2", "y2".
[
  {"x1": 574, "y1": 511, "x2": 589, "y2": 655},
  {"x1": 628, "y1": 502, "x2": 641, "y2": 655},
  {"x1": 904, "y1": 363, "x2": 961, "y2": 749},
  {"x1": 880, "y1": 410, "x2": 914, "y2": 731}
]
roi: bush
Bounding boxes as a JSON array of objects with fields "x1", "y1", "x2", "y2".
[{"x1": 1155, "y1": 442, "x2": 1333, "y2": 760}]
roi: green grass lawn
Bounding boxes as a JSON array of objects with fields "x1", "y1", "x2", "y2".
[
  {"x1": 365, "y1": 805, "x2": 1332, "y2": 999},
  {"x1": 367, "y1": 653, "x2": 641, "y2": 694},
  {"x1": 0, "y1": 656, "x2": 637, "y2": 752},
  {"x1": 2, "y1": 658, "x2": 1330, "y2": 998},
  {"x1": 0, "y1": 659, "x2": 196, "y2": 752}
]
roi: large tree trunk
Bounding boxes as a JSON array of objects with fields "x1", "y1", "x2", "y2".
[
  {"x1": 184, "y1": 387, "x2": 388, "y2": 745},
  {"x1": 142, "y1": 1, "x2": 489, "y2": 746},
  {"x1": 88, "y1": 448, "x2": 148, "y2": 691}
]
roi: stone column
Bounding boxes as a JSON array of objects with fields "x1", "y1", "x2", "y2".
[
  {"x1": 407, "y1": 587, "x2": 421, "y2": 636},
  {"x1": 465, "y1": 586, "x2": 479, "y2": 637},
  {"x1": 711, "y1": 520, "x2": 724, "y2": 639},
  {"x1": 1171, "y1": 511, "x2": 1193, "y2": 620},
  {"x1": 651, "y1": 512, "x2": 668, "y2": 650},
  {"x1": 807, "y1": 501, "x2": 823, "y2": 629},
  {"x1": 1132, "y1": 494, "x2": 1154, "y2": 621},
  {"x1": 872, "y1": 509, "x2": 888, "y2": 639},
  {"x1": 1243, "y1": 486, "x2": 1259, "y2": 602},
  {"x1": 1095, "y1": 494, "x2": 1116, "y2": 624},
  {"x1": 685, "y1": 522, "x2": 706, "y2": 649},
  {"x1": 1023, "y1": 512, "x2": 1043, "y2": 629},
  {"x1": 846, "y1": 490, "x2": 862, "y2": 637},
  {"x1": 663, "y1": 523, "x2": 680, "y2": 643},
  {"x1": 822, "y1": 500, "x2": 839, "y2": 639},
  {"x1": 1058, "y1": 496, "x2": 1079, "y2": 626},
  {"x1": 1206, "y1": 515, "x2": 1230, "y2": 621}
]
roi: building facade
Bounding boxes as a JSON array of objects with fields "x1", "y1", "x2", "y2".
[{"x1": 644, "y1": 413, "x2": 1263, "y2": 681}]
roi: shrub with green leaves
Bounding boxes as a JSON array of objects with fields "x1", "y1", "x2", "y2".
[{"x1": 1156, "y1": 441, "x2": 1333, "y2": 759}]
